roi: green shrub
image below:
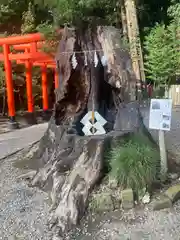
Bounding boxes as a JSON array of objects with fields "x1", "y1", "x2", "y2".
[{"x1": 108, "y1": 134, "x2": 160, "y2": 193}]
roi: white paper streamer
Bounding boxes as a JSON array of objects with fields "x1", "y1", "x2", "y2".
[
  {"x1": 72, "y1": 53, "x2": 78, "y2": 69},
  {"x1": 101, "y1": 55, "x2": 108, "y2": 66},
  {"x1": 84, "y1": 52, "x2": 88, "y2": 66},
  {"x1": 94, "y1": 51, "x2": 98, "y2": 68}
]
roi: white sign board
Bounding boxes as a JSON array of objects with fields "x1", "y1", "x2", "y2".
[{"x1": 149, "y1": 99, "x2": 172, "y2": 131}]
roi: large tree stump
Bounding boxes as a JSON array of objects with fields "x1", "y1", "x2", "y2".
[{"x1": 19, "y1": 26, "x2": 140, "y2": 238}]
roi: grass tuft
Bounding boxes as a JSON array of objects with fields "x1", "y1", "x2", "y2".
[{"x1": 108, "y1": 133, "x2": 160, "y2": 193}]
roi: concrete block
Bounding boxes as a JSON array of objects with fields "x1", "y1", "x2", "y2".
[
  {"x1": 121, "y1": 188, "x2": 134, "y2": 209},
  {"x1": 152, "y1": 195, "x2": 172, "y2": 211},
  {"x1": 165, "y1": 184, "x2": 180, "y2": 203}
]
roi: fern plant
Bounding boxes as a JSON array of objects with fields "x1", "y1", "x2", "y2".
[{"x1": 108, "y1": 134, "x2": 160, "y2": 193}]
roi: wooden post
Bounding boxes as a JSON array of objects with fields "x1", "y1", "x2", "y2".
[
  {"x1": 124, "y1": 0, "x2": 145, "y2": 82},
  {"x1": 25, "y1": 49, "x2": 33, "y2": 113},
  {"x1": 120, "y1": 0, "x2": 128, "y2": 40},
  {"x1": 41, "y1": 64, "x2": 48, "y2": 111},
  {"x1": 3, "y1": 44, "x2": 15, "y2": 118},
  {"x1": 54, "y1": 69, "x2": 59, "y2": 89},
  {"x1": 30, "y1": 42, "x2": 37, "y2": 53},
  {"x1": 159, "y1": 130, "x2": 168, "y2": 179}
]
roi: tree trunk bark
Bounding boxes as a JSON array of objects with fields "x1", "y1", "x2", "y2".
[
  {"x1": 120, "y1": 0, "x2": 128, "y2": 40},
  {"x1": 19, "y1": 26, "x2": 140, "y2": 238}
]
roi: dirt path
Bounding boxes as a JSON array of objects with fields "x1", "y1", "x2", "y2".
[{"x1": 0, "y1": 123, "x2": 47, "y2": 159}]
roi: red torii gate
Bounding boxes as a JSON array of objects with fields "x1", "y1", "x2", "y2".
[{"x1": 0, "y1": 33, "x2": 58, "y2": 127}]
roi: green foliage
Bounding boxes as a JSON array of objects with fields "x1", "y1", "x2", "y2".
[
  {"x1": 137, "y1": 0, "x2": 170, "y2": 32},
  {"x1": 36, "y1": 22, "x2": 59, "y2": 54},
  {"x1": 36, "y1": 22, "x2": 57, "y2": 39},
  {"x1": 144, "y1": 1, "x2": 180, "y2": 85},
  {"x1": 0, "y1": 4, "x2": 14, "y2": 21},
  {"x1": 0, "y1": 0, "x2": 29, "y2": 25},
  {"x1": 144, "y1": 24, "x2": 179, "y2": 85},
  {"x1": 0, "y1": 0, "x2": 178, "y2": 114},
  {"x1": 168, "y1": 0, "x2": 180, "y2": 24},
  {"x1": 21, "y1": 2, "x2": 36, "y2": 34},
  {"x1": 108, "y1": 134, "x2": 160, "y2": 193},
  {"x1": 0, "y1": 0, "x2": 173, "y2": 33},
  {"x1": 34, "y1": 0, "x2": 117, "y2": 27}
]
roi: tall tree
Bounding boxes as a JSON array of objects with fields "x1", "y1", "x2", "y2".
[
  {"x1": 144, "y1": 24, "x2": 178, "y2": 85},
  {"x1": 144, "y1": 1, "x2": 180, "y2": 85},
  {"x1": 17, "y1": 0, "x2": 145, "y2": 238}
]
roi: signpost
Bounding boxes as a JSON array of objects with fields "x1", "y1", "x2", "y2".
[{"x1": 149, "y1": 99, "x2": 172, "y2": 178}]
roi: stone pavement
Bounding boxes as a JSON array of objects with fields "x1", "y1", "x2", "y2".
[{"x1": 0, "y1": 123, "x2": 48, "y2": 159}]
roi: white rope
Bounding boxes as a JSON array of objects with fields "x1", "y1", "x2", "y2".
[{"x1": 56, "y1": 46, "x2": 127, "y2": 55}]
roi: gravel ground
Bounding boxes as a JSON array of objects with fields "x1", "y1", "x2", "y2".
[
  {"x1": 0, "y1": 152, "x2": 52, "y2": 240},
  {"x1": 68, "y1": 203, "x2": 180, "y2": 240},
  {"x1": 1, "y1": 152, "x2": 180, "y2": 240}
]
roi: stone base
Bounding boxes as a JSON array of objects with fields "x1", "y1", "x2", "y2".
[
  {"x1": 24, "y1": 112, "x2": 37, "y2": 125},
  {"x1": 7, "y1": 117, "x2": 19, "y2": 130},
  {"x1": 152, "y1": 195, "x2": 172, "y2": 211}
]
